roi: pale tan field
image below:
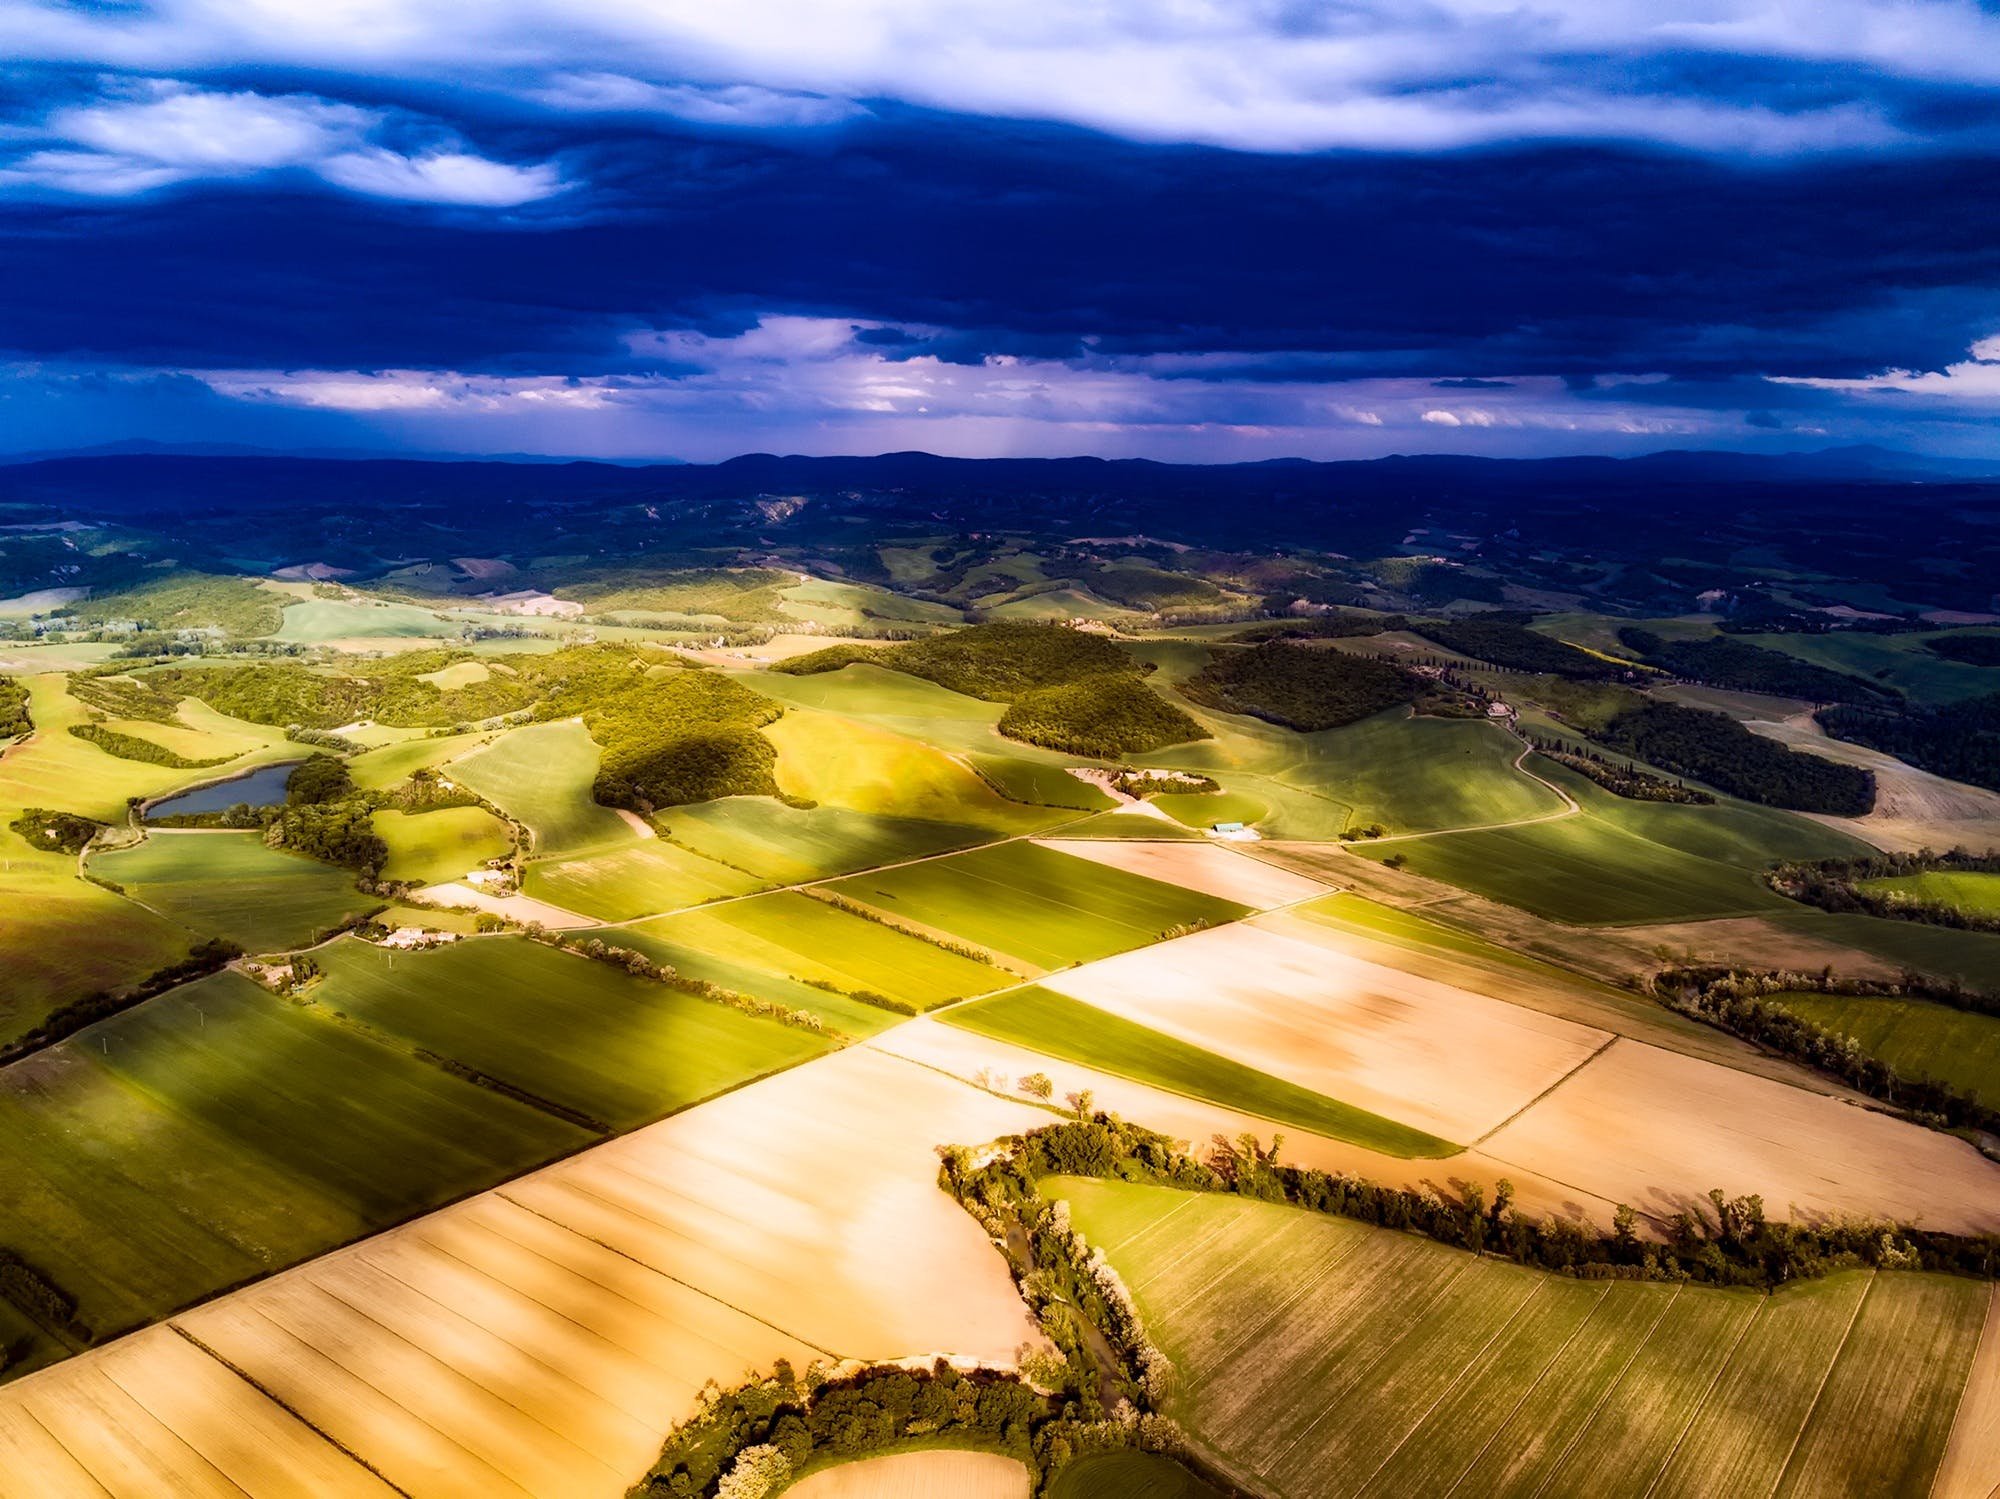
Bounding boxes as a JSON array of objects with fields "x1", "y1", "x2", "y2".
[
  {"x1": 1033, "y1": 836, "x2": 1332, "y2": 910},
  {"x1": 870, "y1": 1017, "x2": 1621, "y2": 1229},
  {"x1": 786, "y1": 1449, "x2": 1031, "y2": 1498},
  {"x1": 1482, "y1": 1038, "x2": 2000, "y2": 1233},
  {"x1": 1935, "y1": 1285, "x2": 2000, "y2": 1499},
  {"x1": 415, "y1": 879, "x2": 601, "y2": 929},
  {"x1": 1041, "y1": 919, "x2": 1610, "y2": 1141},
  {"x1": 0, "y1": 1048, "x2": 1048, "y2": 1498},
  {"x1": 1745, "y1": 707, "x2": 2000, "y2": 855}
]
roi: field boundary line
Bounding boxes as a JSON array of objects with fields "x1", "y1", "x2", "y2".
[
  {"x1": 1527, "y1": 1282, "x2": 1685, "y2": 1499},
  {"x1": 1472, "y1": 1033, "x2": 1620, "y2": 1147},
  {"x1": 164, "y1": 1322, "x2": 416, "y2": 1498},
  {"x1": 305, "y1": 1273, "x2": 627, "y2": 1482},
  {"x1": 1356, "y1": 1278, "x2": 1550, "y2": 1497},
  {"x1": 93, "y1": 1356, "x2": 264, "y2": 1499},
  {"x1": 1440, "y1": 1282, "x2": 1613, "y2": 1499},
  {"x1": 1641, "y1": 1293, "x2": 1768, "y2": 1499},
  {"x1": 494, "y1": 1188, "x2": 845, "y2": 1360},
  {"x1": 1767, "y1": 1270, "x2": 1877, "y2": 1499},
  {"x1": 1929, "y1": 1281, "x2": 2000, "y2": 1499}
]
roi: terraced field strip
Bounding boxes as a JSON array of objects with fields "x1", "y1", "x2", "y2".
[
  {"x1": 826, "y1": 839, "x2": 1250, "y2": 971},
  {"x1": 0, "y1": 1048, "x2": 1050, "y2": 1497},
  {"x1": 1032, "y1": 836, "x2": 1332, "y2": 909},
  {"x1": 940, "y1": 986, "x2": 1455, "y2": 1157},
  {"x1": 1056, "y1": 1179, "x2": 1992, "y2": 1499},
  {"x1": 1038, "y1": 917, "x2": 1609, "y2": 1143}
]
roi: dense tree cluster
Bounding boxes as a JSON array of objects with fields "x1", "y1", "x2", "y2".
[
  {"x1": 0, "y1": 677, "x2": 27, "y2": 739},
  {"x1": 7, "y1": 807, "x2": 105, "y2": 855},
  {"x1": 1180, "y1": 639, "x2": 1414, "y2": 731},
  {"x1": 53, "y1": 572, "x2": 285, "y2": 638},
  {"x1": 1227, "y1": 612, "x2": 1406, "y2": 643},
  {"x1": 1927, "y1": 634, "x2": 2000, "y2": 668},
  {"x1": 1596, "y1": 701, "x2": 1875, "y2": 814},
  {"x1": 1617, "y1": 628, "x2": 1892, "y2": 704},
  {"x1": 1087, "y1": 564, "x2": 1224, "y2": 611},
  {"x1": 1524, "y1": 738, "x2": 1713, "y2": 803},
  {"x1": 1821, "y1": 693, "x2": 2000, "y2": 794},
  {"x1": 998, "y1": 674, "x2": 1208, "y2": 757},
  {"x1": 0, "y1": 1248, "x2": 88, "y2": 1349},
  {"x1": 65, "y1": 672, "x2": 183, "y2": 723},
  {"x1": 584, "y1": 670, "x2": 785, "y2": 811},
  {"x1": 1411, "y1": 615, "x2": 1625, "y2": 679}
]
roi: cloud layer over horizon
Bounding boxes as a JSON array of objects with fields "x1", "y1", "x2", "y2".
[{"x1": 3, "y1": 0, "x2": 2000, "y2": 461}]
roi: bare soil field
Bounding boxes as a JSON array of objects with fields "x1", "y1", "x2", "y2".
[
  {"x1": 415, "y1": 880, "x2": 601, "y2": 929},
  {"x1": 786, "y1": 1450, "x2": 1032, "y2": 1498},
  {"x1": 1040, "y1": 919, "x2": 1610, "y2": 1141},
  {"x1": 0, "y1": 1048, "x2": 1047, "y2": 1498},
  {"x1": 1482, "y1": 1038, "x2": 2000, "y2": 1233},
  {"x1": 1033, "y1": 836, "x2": 1331, "y2": 910},
  {"x1": 872, "y1": 1017, "x2": 1621, "y2": 1229}
]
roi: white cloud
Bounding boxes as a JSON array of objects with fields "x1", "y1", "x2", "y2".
[
  {"x1": 316, "y1": 148, "x2": 562, "y2": 207},
  {"x1": 1770, "y1": 332, "x2": 2000, "y2": 399},
  {"x1": 0, "y1": 79, "x2": 563, "y2": 205},
  {"x1": 5, "y1": 0, "x2": 2000, "y2": 156}
]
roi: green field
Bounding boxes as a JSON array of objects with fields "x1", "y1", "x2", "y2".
[
  {"x1": 1862, "y1": 869, "x2": 2000, "y2": 915},
  {"x1": 447, "y1": 719, "x2": 634, "y2": 855},
  {"x1": 1048, "y1": 1452, "x2": 1224, "y2": 1498},
  {"x1": 629, "y1": 888, "x2": 1013, "y2": 1008},
  {"x1": 1351, "y1": 808, "x2": 1794, "y2": 925},
  {"x1": 0, "y1": 970, "x2": 588, "y2": 1341},
  {"x1": 601, "y1": 926, "x2": 906, "y2": 1038},
  {"x1": 1772, "y1": 991, "x2": 2000, "y2": 1108},
  {"x1": 966, "y1": 753, "x2": 1116, "y2": 811},
  {"x1": 1739, "y1": 628, "x2": 1999, "y2": 705},
  {"x1": 827, "y1": 840, "x2": 1250, "y2": 970},
  {"x1": 90, "y1": 831, "x2": 378, "y2": 952},
  {"x1": 310, "y1": 937, "x2": 829, "y2": 1128},
  {"x1": 1154, "y1": 789, "x2": 1269, "y2": 829},
  {"x1": 941, "y1": 986, "x2": 1454, "y2": 1156},
  {"x1": 1538, "y1": 760, "x2": 1872, "y2": 867},
  {"x1": 1056, "y1": 1179, "x2": 1988, "y2": 1499},
  {"x1": 1778, "y1": 910, "x2": 2000, "y2": 993},
  {"x1": 270, "y1": 596, "x2": 459, "y2": 644},
  {"x1": 371, "y1": 806, "x2": 513, "y2": 886},
  {"x1": 345, "y1": 729, "x2": 488, "y2": 790},
  {"x1": 524, "y1": 837, "x2": 767, "y2": 920}
]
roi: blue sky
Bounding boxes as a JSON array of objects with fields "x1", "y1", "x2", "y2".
[{"x1": 3, "y1": 0, "x2": 2000, "y2": 461}]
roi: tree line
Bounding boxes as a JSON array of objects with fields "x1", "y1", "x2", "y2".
[{"x1": 1767, "y1": 849, "x2": 2000, "y2": 934}]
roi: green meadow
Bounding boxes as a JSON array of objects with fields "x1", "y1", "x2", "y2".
[
  {"x1": 447, "y1": 718, "x2": 634, "y2": 855},
  {"x1": 1861, "y1": 869, "x2": 2000, "y2": 916},
  {"x1": 371, "y1": 805, "x2": 514, "y2": 886},
  {"x1": 827, "y1": 840, "x2": 1249, "y2": 970},
  {"x1": 1772, "y1": 991, "x2": 2000, "y2": 1108},
  {"x1": 524, "y1": 837, "x2": 767, "y2": 921},
  {"x1": 90, "y1": 832, "x2": 378, "y2": 953}
]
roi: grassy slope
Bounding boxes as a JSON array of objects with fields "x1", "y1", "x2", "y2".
[
  {"x1": 1861, "y1": 870, "x2": 2000, "y2": 916},
  {"x1": 1056, "y1": 1178, "x2": 1985, "y2": 1499},
  {"x1": 629, "y1": 889, "x2": 1011, "y2": 1009},
  {"x1": 90, "y1": 832, "x2": 377, "y2": 953},
  {"x1": 371, "y1": 806, "x2": 513, "y2": 887},
  {"x1": 271, "y1": 597, "x2": 459, "y2": 644},
  {"x1": 1772, "y1": 991, "x2": 2000, "y2": 1108},
  {"x1": 1740, "y1": 629, "x2": 1998, "y2": 706},
  {"x1": 1047, "y1": 1453, "x2": 1224, "y2": 1499},
  {"x1": 311, "y1": 937, "x2": 829, "y2": 1129},
  {"x1": 1775, "y1": 911, "x2": 2000, "y2": 992},
  {"x1": 942, "y1": 986, "x2": 1454, "y2": 1156},
  {"x1": 827, "y1": 840, "x2": 1249, "y2": 970},
  {"x1": 665, "y1": 795, "x2": 999, "y2": 884},
  {"x1": 446, "y1": 719, "x2": 633, "y2": 856}
]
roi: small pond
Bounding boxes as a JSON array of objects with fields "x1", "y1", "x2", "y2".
[{"x1": 146, "y1": 761, "x2": 301, "y2": 818}]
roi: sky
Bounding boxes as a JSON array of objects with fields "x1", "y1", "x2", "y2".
[{"x1": 4, "y1": 0, "x2": 2000, "y2": 463}]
